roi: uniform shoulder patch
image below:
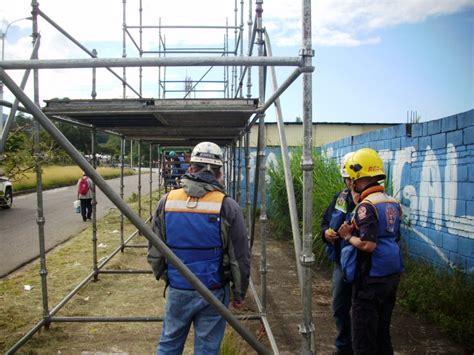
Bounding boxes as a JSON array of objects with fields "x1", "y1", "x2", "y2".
[
  {"x1": 334, "y1": 190, "x2": 349, "y2": 213},
  {"x1": 357, "y1": 205, "x2": 367, "y2": 220}
]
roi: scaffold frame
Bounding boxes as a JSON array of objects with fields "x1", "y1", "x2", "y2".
[{"x1": 0, "y1": 0, "x2": 315, "y2": 353}]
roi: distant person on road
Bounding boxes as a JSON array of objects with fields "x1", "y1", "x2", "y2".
[
  {"x1": 320, "y1": 152, "x2": 358, "y2": 355},
  {"x1": 338, "y1": 148, "x2": 403, "y2": 355},
  {"x1": 76, "y1": 172, "x2": 93, "y2": 222},
  {"x1": 147, "y1": 141, "x2": 250, "y2": 354}
]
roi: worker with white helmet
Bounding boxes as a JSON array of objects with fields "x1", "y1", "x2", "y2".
[
  {"x1": 320, "y1": 151, "x2": 358, "y2": 355},
  {"x1": 147, "y1": 141, "x2": 250, "y2": 354}
]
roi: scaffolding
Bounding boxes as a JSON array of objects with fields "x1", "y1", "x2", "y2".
[{"x1": 0, "y1": 0, "x2": 315, "y2": 353}]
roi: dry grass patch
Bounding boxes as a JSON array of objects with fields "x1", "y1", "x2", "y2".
[
  {"x1": 0, "y1": 193, "x2": 257, "y2": 354},
  {"x1": 13, "y1": 165, "x2": 135, "y2": 192}
]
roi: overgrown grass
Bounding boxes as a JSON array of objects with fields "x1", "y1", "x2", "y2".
[
  {"x1": 12, "y1": 165, "x2": 135, "y2": 192},
  {"x1": 267, "y1": 148, "x2": 474, "y2": 350},
  {"x1": 267, "y1": 148, "x2": 344, "y2": 264},
  {"x1": 398, "y1": 256, "x2": 474, "y2": 350},
  {"x1": 0, "y1": 189, "x2": 250, "y2": 354}
]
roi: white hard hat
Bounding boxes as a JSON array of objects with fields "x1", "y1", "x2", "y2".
[
  {"x1": 190, "y1": 142, "x2": 223, "y2": 167},
  {"x1": 341, "y1": 152, "x2": 355, "y2": 178}
]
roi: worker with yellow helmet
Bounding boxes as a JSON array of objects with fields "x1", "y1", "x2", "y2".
[{"x1": 338, "y1": 147, "x2": 403, "y2": 355}]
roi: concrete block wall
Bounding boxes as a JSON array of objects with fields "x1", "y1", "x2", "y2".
[{"x1": 321, "y1": 109, "x2": 474, "y2": 274}]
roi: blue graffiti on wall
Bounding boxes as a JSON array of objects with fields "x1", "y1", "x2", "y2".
[{"x1": 324, "y1": 138, "x2": 473, "y2": 272}]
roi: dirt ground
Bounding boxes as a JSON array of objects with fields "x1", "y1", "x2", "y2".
[
  {"x1": 249, "y1": 236, "x2": 471, "y2": 354},
  {"x1": 2, "y1": 223, "x2": 471, "y2": 354}
]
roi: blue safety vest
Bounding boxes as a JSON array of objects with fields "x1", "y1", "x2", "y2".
[
  {"x1": 364, "y1": 192, "x2": 404, "y2": 277},
  {"x1": 341, "y1": 191, "x2": 403, "y2": 283},
  {"x1": 164, "y1": 188, "x2": 225, "y2": 290}
]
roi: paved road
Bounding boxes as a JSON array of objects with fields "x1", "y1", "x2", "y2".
[{"x1": 0, "y1": 172, "x2": 161, "y2": 277}]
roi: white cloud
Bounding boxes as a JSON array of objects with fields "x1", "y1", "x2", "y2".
[
  {"x1": 2, "y1": 0, "x2": 472, "y2": 54},
  {"x1": 265, "y1": 0, "x2": 473, "y2": 47},
  {"x1": 0, "y1": 0, "x2": 472, "y2": 103}
]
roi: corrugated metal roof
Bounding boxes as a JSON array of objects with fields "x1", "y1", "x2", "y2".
[{"x1": 43, "y1": 98, "x2": 259, "y2": 147}]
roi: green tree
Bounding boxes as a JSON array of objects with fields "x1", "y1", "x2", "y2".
[
  {"x1": 54, "y1": 121, "x2": 92, "y2": 154},
  {"x1": 0, "y1": 114, "x2": 74, "y2": 179}
]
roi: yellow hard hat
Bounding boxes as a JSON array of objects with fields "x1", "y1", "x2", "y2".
[
  {"x1": 341, "y1": 152, "x2": 355, "y2": 178},
  {"x1": 345, "y1": 148, "x2": 385, "y2": 181}
]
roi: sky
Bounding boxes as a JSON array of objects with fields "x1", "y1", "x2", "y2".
[{"x1": 0, "y1": 0, "x2": 473, "y2": 124}]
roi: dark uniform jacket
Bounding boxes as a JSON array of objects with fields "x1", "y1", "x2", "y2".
[{"x1": 320, "y1": 188, "x2": 356, "y2": 263}]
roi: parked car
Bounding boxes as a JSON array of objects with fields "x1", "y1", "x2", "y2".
[{"x1": 0, "y1": 174, "x2": 13, "y2": 209}]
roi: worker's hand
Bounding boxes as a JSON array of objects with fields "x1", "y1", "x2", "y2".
[
  {"x1": 232, "y1": 300, "x2": 244, "y2": 310},
  {"x1": 338, "y1": 222, "x2": 353, "y2": 240},
  {"x1": 324, "y1": 228, "x2": 338, "y2": 244}
]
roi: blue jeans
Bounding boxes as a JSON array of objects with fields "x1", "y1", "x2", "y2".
[
  {"x1": 157, "y1": 285, "x2": 230, "y2": 355},
  {"x1": 332, "y1": 263, "x2": 353, "y2": 353}
]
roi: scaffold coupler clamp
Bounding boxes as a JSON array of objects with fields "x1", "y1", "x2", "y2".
[
  {"x1": 298, "y1": 321, "x2": 315, "y2": 336},
  {"x1": 300, "y1": 252, "x2": 315, "y2": 267},
  {"x1": 299, "y1": 48, "x2": 315, "y2": 57},
  {"x1": 300, "y1": 159, "x2": 314, "y2": 172}
]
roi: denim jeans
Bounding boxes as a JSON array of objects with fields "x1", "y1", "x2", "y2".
[
  {"x1": 157, "y1": 285, "x2": 230, "y2": 355},
  {"x1": 332, "y1": 263, "x2": 353, "y2": 353}
]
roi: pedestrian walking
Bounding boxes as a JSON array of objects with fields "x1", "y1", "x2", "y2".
[
  {"x1": 76, "y1": 172, "x2": 93, "y2": 222},
  {"x1": 147, "y1": 141, "x2": 250, "y2": 355}
]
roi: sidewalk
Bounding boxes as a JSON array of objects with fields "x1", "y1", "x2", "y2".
[{"x1": 250, "y1": 236, "x2": 469, "y2": 354}]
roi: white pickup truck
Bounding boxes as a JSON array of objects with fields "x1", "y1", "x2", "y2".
[{"x1": 0, "y1": 175, "x2": 13, "y2": 209}]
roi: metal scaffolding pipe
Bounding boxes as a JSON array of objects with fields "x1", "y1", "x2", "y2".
[
  {"x1": 0, "y1": 68, "x2": 270, "y2": 355},
  {"x1": 51, "y1": 314, "x2": 261, "y2": 322},
  {"x1": 245, "y1": 130, "x2": 251, "y2": 238},
  {"x1": 99, "y1": 270, "x2": 153, "y2": 274},
  {"x1": 232, "y1": 143, "x2": 237, "y2": 198},
  {"x1": 122, "y1": 0, "x2": 127, "y2": 99},
  {"x1": 246, "y1": 7, "x2": 255, "y2": 99},
  {"x1": 0, "y1": 36, "x2": 39, "y2": 152},
  {"x1": 36, "y1": 7, "x2": 141, "y2": 98},
  {"x1": 6, "y1": 319, "x2": 47, "y2": 354},
  {"x1": 91, "y1": 49, "x2": 97, "y2": 99},
  {"x1": 258, "y1": 67, "x2": 307, "y2": 114},
  {"x1": 0, "y1": 56, "x2": 302, "y2": 70},
  {"x1": 264, "y1": 31, "x2": 304, "y2": 290},
  {"x1": 149, "y1": 143, "x2": 153, "y2": 218},
  {"x1": 32, "y1": 1, "x2": 51, "y2": 330},
  {"x1": 128, "y1": 25, "x2": 241, "y2": 29},
  {"x1": 7, "y1": 208, "x2": 140, "y2": 354},
  {"x1": 120, "y1": 136, "x2": 125, "y2": 251},
  {"x1": 249, "y1": 279, "x2": 280, "y2": 354},
  {"x1": 91, "y1": 129, "x2": 99, "y2": 282},
  {"x1": 157, "y1": 145, "x2": 162, "y2": 199},
  {"x1": 236, "y1": 135, "x2": 242, "y2": 205},
  {"x1": 250, "y1": 121, "x2": 261, "y2": 248},
  {"x1": 236, "y1": 14, "x2": 257, "y2": 98},
  {"x1": 300, "y1": 0, "x2": 316, "y2": 352},
  {"x1": 256, "y1": 0, "x2": 268, "y2": 314},
  {"x1": 52, "y1": 316, "x2": 164, "y2": 322},
  {"x1": 139, "y1": 0, "x2": 143, "y2": 95},
  {"x1": 138, "y1": 140, "x2": 142, "y2": 220},
  {"x1": 0, "y1": 99, "x2": 122, "y2": 137}
]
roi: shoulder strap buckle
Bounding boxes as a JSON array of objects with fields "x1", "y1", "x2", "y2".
[{"x1": 186, "y1": 196, "x2": 199, "y2": 209}]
